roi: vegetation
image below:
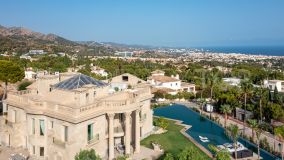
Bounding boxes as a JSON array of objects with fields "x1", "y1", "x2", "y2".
[
  {"x1": 0, "y1": 60, "x2": 24, "y2": 102},
  {"x1": 154, "y1": 117, "x2": 169, "y2": 130},
  {"x1": 17, "y1": 81, "x2": 32, "y2": 91},
  {"x1": 275, "y1": 126, "x2": 284, "y2": 160},
  {"x1": 208, "y1": 144, "x2": 231, "y2": 160},
  {"x1": 220, "y1": 104, "x2": 232, "y2": 128},
  {"x1": 226, "y1": 124, "x2": 239, "y2": 160},
  {"x1": 141, "y1": 118, "x2": 210, "y2": 159},
  {"x1": 74, "y1": 149, "x2": 101, "y2": 160},
  {"x1": 151, "y1": 103, "x2": 170, "y2": 109}
]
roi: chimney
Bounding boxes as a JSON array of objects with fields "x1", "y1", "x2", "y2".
[{"x1": 175, "y1": 74, "x2": 179, "y2": 80}]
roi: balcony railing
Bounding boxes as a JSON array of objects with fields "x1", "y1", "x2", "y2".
[{"x1": 87, "y1": 134, "x2": 100, "y2": 145}]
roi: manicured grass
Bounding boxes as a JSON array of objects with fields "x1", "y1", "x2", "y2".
[{"x1": 141, "y1": 118, "x2": 211, "y2": 159}]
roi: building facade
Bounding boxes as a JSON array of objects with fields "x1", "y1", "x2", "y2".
[
  {"x1": 264, "y1": 80, "x2": 284, "y2": 92},
  {"x1": 0, "y1": 73, "x2": 153, "y2": 160}
]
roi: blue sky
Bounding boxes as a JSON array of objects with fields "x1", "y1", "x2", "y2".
[{"x1": 0, "y1": 0, "x2": 284, "y2": 47}]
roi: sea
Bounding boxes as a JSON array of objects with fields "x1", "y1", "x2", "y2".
[{"x1": 195, "y1": 46, "x2": 284, "y2": 56}]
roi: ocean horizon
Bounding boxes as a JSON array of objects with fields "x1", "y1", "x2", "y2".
[{"x1": 195, "y1": 46, "x2": 284, "y2": 56}]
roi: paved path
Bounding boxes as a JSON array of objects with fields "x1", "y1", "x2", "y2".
[
  {"x1": 175, "y1": 101, "x2": 282, "y2": 154},
  {"x1": 131, "y1": 146, "x2": 163, "y2": 160}
]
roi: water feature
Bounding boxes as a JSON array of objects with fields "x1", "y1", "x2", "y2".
[{"x1": 154, "y1": 104, "x2": 279, "y2": 160}]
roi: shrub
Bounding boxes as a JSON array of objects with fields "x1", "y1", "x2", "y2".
[
  {"x1": 18, "y1": 81, "x2": 32, "y2": 91},
  {"x1": 75, "y1": 149, "x2": 101, "y2": 160}
]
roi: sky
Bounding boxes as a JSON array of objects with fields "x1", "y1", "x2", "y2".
[{"x1": 0, "y1": 0, "x2": 284, "y2": 47}]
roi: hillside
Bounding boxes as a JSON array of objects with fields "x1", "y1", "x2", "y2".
[{"x1": 0, "y1": 25, "x2": 113, "y2": 55}]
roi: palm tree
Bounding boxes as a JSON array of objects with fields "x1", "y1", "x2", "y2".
[
  {"x1": 207, "y1": 71, "x2": 219, "y2": 102},
  {"x1": 247, "y1": 119, "x2": 258, "y2": 141},
  {"x1": 255, "y1": 83, "x2": 266, "y2": 122},
  {"x1": 207, "y1": 71, "x2": 219, "y2": 119},
  {"x1": 220, "y1": 104, "x2": 232, "y2": 128},
  {"x1": 200, "y1": 98, "x2": 206, "y2": 115},
  {"x1": 227, "y1": 124, "x2": 239, "y2": 160},
  {"x1": 240, "y1": 79, "x2": 253, "y2": 136},
  {"x1": 255, "y1": 125, "x2": 263, "y2": 160},
  {"x1": 275, "y1": 126, "x2": 284, "y2": 160}
]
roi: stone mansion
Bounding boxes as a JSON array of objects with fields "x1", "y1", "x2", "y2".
[{"x1": 0, "y1": 73, "x2": 153, "y2": 160}]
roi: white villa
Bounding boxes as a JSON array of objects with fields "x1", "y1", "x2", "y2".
[
  {"x1": 147, "y1": 70, "x2": 195, "y2": 95},
  {"x1": 0, "y1": 73, "x2": 153, "y2": 160},
  {"x1": 264, "y1": 80, "x2": 284, "y2": 92},
  {"x1": 91, "y1": 66, "x2": 109, "y2": 77},
  {"x1": 222, "y1": 77, "x2": 241, "y2": 86},
  {"x1": 24, "y1": 69, "x2": 37, "y2": 80}
]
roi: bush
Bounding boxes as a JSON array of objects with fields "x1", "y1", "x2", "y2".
[
  {"x1": 155, "y1": 117, "x2": 169, "y2": 129},
  {"x1": 260, "y1": 137, "x2": 271, "y2": 152},
  {"x1": 18, "y1": 81, "x2": 32, "y2": 91},
  {"x1": 163, "y1": 153, "x2": 174, "y2": 160},
  {"x1": 151, "y1": 103, "x2": 170, "y2": 109},
  {"x1": 75, "y1": 149, "x2": 101, "y2": 160}
]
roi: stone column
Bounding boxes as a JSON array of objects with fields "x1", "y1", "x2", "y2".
[
  {"x1": 124, "y1": 112, "x2": 131, "y2": 155},
  {"x1": 108, "y1": 113, "x2": 115, "y2": 160},
  {"x1": 135, "y1": 110, "x2": 140, "y2": 153}
]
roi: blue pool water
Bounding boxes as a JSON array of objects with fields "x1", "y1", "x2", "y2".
[{"x1": 154, "y1": 104, "x2": 279, "y2": 160}]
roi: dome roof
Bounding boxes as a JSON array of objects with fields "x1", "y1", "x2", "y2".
[{"x1": 53, "y1": 74, "x2": 107, "y2": 90}]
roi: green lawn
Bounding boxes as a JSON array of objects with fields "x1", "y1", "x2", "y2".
[{"x1": 141, "y1": 119, "x2": 211, "y2": 159}]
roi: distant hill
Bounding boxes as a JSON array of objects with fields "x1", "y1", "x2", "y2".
[{"x1": 0, "y1": 25, "x2": 113, "y2": 55}]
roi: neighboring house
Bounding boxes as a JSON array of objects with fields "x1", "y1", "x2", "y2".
[
  {"x1": 0, "y1": 73, "x2": 153, "y2": 160},
  {"x1": 235, "y1": 107, "x2": 253, "y2": 121},
  {"x1": 91, "y1": 66, "x2": 109, "y2": 77},
  {"x1": 24, "y1": 70, "x2": 37, "y2": 80},
  {"x1": 108, "y1": 73, "x2": 146, "y2": 91},
  {"x1": 28, "y1": 50, "x2": 45, "y2": 55},
  {"x1": 147, "y1": 70, "x2": 195, "y2": 95},
  {"x1": 20, "y1": 55, "x2": 32, "y2": 60},
  {"x1": 222, "y1": 77, "x2": 241, "y2": 86},
  {"x1": 264, "y1": 80, "x2": 284, "y2": 92}
]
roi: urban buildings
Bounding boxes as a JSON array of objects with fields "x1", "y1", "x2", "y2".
[
  {"x1": 0, "y1": 73, "x2": 153, "y2": 160},
  {"x1": 114, "y1": 51, "x2": 133, "y2": 58}
]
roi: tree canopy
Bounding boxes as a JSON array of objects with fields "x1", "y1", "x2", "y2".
[{"x1": 0, "y1": 60, "x2": 24, "y2": 84}]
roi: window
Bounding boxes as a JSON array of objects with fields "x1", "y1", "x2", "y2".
[
  {"x1": 64, "y1": 126, "x2": 68, "y2": 142},
  {"x1": 122, "y1": 76, "x2": 129, "y2": 81},
  {"x1": 40, "y1": 147, "x2": 44, "y2": 156},
  {"x1": 87, "y1": 124, "x2": 94, "y2": 141},
  {"x1": 32, "y1": 118, "x2": 35, "y2": 134},
  {"x1": 94, "y1": 91, "x2": 96, "y2": 96},
  {"x1": 39, "y1": 120, "x2": 45, "y2": 136},
  {"x1": 32, "y1": 146, "x2": 35, "y2": 155}
]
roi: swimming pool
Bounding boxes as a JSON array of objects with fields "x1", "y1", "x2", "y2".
[{"x1": 154, "y1": 104, "x2": 279, "y2": 160}]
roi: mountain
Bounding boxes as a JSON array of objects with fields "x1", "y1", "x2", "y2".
[{"x1": 0, "y1": 25, "x2": 115, "y2": 55}]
